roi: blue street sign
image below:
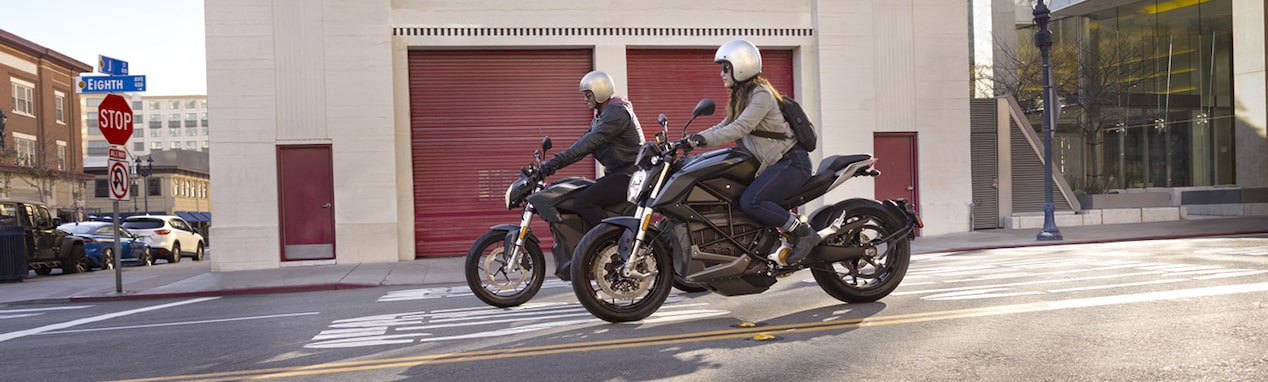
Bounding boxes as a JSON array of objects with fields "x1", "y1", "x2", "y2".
[
  {"x1": 77, "y1": 75, "x2": 147, "y2": 93},
  {"x1": 98, "y1": 55, "x2": 129, "y2": 76}
]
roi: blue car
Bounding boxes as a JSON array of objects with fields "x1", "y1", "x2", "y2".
[{"x1": 57, "y1": 222, "x2": 153, "y2": 269}]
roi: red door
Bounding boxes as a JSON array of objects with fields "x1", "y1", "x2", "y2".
[
  {"x1": 874, "y1": 133, "x2": 919, "y2": 234},
  {"x1": 277, "y1": 145, "x2": 336, "y2": 261},
  {"x1": 409, "y1": 49, "x2": 594, "y2": 257}
]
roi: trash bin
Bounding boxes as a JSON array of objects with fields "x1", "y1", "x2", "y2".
[{"x1": 0, "y1": 225, "x2": 27, "y2": 282}]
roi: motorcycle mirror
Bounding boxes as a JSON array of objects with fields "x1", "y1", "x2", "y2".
[
  {"x1": 681, "y1": 99, "x2": 716, "y2": 138},
  {"x1": 541, "y1": 136, "x2": 552, "y2": 151},
  {"x1": 657, "y1": 113, "x2": 668, "y2": 128},
  {"x1": 692, "y1": 99, "x2": 715, "y2": 118}
]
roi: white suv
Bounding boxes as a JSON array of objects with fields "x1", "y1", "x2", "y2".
[{"x1": 122, "y1": 215, "x2": 206, "y2": 263}]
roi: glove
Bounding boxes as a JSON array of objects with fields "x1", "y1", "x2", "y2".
[
  {"x1": 539, "y1": 158, "x2": 560, "y2": 176},
  {"x1": 681, "y1": 134, "x2": 707, "y2": 150}
]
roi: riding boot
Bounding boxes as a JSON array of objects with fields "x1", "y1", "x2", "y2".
[{"x1": 784, "y1": 221, "x2": 822, "y2": 267}]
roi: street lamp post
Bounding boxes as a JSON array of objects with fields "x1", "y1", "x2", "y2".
[
  {"x1": 131, "y1": 179, "x2": 139, "y2": 213},
  {"x1": 134, "y1": 156, "x2": 154, "y2": 215},
  {"x1": 1034, "y1": 0, "x2": 1063, "y2": 241}
]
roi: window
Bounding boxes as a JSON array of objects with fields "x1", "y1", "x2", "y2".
[
  {"x1": 133, "y1": 142, "x2": 144, "y2": 151},
  {"x1": 54, "y1": 91, "x2": 66, "y2": 124},
  {"x1": 87, "y1": 113, "x2": 99, "y2": 131},
  {"x1": 186, "y1": 127, "x2": 197, "y2": 136},
  {"x1": 149, "y1": 114, "x2": 161, "y2": 128},
  {"x1": 133, "y1": 128, "x2": 143, "y2": 138},
  {"x1": 186, "y1": 100, "x2": 197, "y2": 108},
  {"x1": 200, "y1": 99, "x2": 207, "y2": 108},
  {"x1": 87, "y1": 140, "x2": 109, "y2": 156},
  {"x1": 132, "y1": 101, "x2": 143, "y2": 110},
  {"x1": 95, "y1": 179, "x2": 109, "y2": 198},
  {"x1": 202, "y1": 127, "x2": 209, "y2": 136},
  {"x1": 169, "y1": 128, "x2": 180, "y2": 137},
  {"x1": 148, "y1": 177, "x2": 161, "y2": 196},
  {"x1": 202, "y1": 140, "x2": 209, "y2": 149},
  {"x1": 56, "y1": 141, "x2": 66, "y2": 171},
  {"x1": 86, "y1": 97, "x2": 102, "y2": 108},
  {"x1": 170, "y1": 142, "x2": 180, "y2": 149},
  {"x1": 151, "y1": 126, "x2": 161, "y2": 137},
  {"x1": 135, "y1": 114, "x2": 144, "y2": 123},
  {"x1": 201, "y1": 112, "x2": 208, "y2": 127},
  {"x1": 151, "y1": 142, "x2": 162, "y2": 150},
  {"x1": 186, "y1": 141, "x2": 196, "y2": 150},
  {"x1": 168, "y1": 114, "x2": 180, "y2": 127},
  {"x1": 169, "y1": 100, "x2": 181, "y2": 109},
  {"x1": 185, "y1": 113, "x2": 197, "y2": 127},
  {"x1": 11, "y1": 79, "x2": 35, "y2": 115},
  {"x1": 14, "y1": 134, "x2": 36, "y2": 166},
  {"x1": 149, "y1": 100, "x2": 161, "y2": 110}
]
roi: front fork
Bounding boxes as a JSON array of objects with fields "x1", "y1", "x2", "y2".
[
  {"x1": 619, "y1": 205, "x2": 658, "y2": 279},
  {"x1": 504, "y1": 207, "x2": 535, "y2": 271}
]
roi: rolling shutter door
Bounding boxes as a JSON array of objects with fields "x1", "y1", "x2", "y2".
[
  {"x1": 409, "y1": 49, "x2": 593, "y2": 257},
  {"x1": 626, "y1": 49, "x2": 795, "y2": 143}
]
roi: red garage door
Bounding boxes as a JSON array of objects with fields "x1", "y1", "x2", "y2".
[
  {"x1": 409, "y1": 49, "x2": 593, "y2": 257},
  {"x1": 626, "y1": 49, "x2": 795, "y2": 143}
]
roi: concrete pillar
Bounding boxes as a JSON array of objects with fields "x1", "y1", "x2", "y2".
[{"x1": 1234, "y1": 0, "x2": 1268, "y2": 187}]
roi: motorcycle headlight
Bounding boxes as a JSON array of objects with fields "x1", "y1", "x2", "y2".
[
  {"x1": 627, "y1": 169, "x2": 649, "y2": 203},
  {"x1": 505, "y1": 177, "x2": 532, "y2": 209}
]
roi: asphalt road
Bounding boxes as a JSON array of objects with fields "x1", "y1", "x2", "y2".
[{"x1": 2, "y1": 235, "x2": 1266, "y2": 381}]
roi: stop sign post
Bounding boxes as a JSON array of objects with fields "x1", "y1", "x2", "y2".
[{"x1": 97, "y1": 94, "x2": 133, "y2": 145}]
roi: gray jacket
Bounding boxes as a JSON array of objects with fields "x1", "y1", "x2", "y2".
[{"x1": 696, "y1": 85, "x2": 795, "y2": 175}]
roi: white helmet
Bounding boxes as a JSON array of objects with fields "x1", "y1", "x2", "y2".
[
  {"x1": 579, "y1": 71, "x2": 615, "y2": 103},
  {"x1": 714, "y1": 39, "x2": 762, "y2": 82}
]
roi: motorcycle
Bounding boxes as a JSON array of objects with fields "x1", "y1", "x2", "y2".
[
  {"x1": 569, "y1": 99, "x2": 924, "y2": 323},
  {"x1": 465, "y1": 137, "x2": 636, "y2": 308}
]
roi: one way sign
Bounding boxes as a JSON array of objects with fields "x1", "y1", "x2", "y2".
[{"x1": 109, "y1": 160, "x2": 131, "y2": 201}]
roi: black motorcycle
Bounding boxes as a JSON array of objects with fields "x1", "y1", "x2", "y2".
[
  {"x1": 465, "y1": 137, "x2": 636, "y2": 308},
  {"x1": 570, "y1": 99, "x2": 924, "y2": 323}
]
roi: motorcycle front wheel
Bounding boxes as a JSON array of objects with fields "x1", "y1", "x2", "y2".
[
  {"x1": 570, "y1": 223, "x2": 673, "y2": 323},
  {"x1": 465, "y1": 229, "x2": 546, "y2": 308},
  {"x1": 810, "y1": 199, "x2": 911, "y2": 303}
]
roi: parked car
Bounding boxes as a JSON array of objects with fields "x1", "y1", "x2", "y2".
[
  {"x1": 57, "y1": 222, "x2": 153, "y2": 268},
  {"x1": 121, "y1": 215, "x2": 205, "y2": 263},
  {"x1": 0, "y1": 199, "x2": 89, "y2": 275}
]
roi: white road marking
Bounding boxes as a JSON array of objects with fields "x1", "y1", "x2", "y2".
[
  {"x1": 44, "y1": 312, "x2": 320, "y2": 335},
  {"x1": 0, "y1": 305, "x2": 94, "y2": 314},
  {"x1": 0, "y1": 297, "x2": 218, "y2": 343}
]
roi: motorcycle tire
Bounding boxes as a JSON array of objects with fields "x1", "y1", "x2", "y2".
[
  {"x1": 570, "y1": 223, "x2": 673, "y2": 323},
  {"x1": 465, "y1": 229, "x2": 546, "y2": 308},
  {"x1": 810, "y1": 198, "x2": 911, "y2": 303},
  {"x1": 673, "y1": 276, "x2": 708, "y2": 293}
]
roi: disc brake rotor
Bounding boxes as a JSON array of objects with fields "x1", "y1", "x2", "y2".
[
  {"x1": 590, "y1": 243, "x2": 655, "y2": 300},
  {"x1": 482, "y1": 246, "x2": 528, "y2": 290}
]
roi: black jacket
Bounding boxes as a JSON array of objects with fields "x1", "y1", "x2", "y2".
[{"x1": 548, "y1": 98, "x2": 642, "y2": 175}]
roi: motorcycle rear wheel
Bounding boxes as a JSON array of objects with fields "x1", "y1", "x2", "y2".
[
  {"x1": 465, "y1": 229, "x2": 546, "y2": 308},
  {"x1": 810, "y1": 199, "x2": 911, "y2": 303},
  {"x1": 570, "y1": 223, "x2": 673, "y2": 323}
]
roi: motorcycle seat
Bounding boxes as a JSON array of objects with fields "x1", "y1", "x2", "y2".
[{"x1": 781, "y1": 154, "x2": 874, "y2": 208}]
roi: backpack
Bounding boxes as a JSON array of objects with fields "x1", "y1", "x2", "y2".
[{"x1": 753, "y1": 95, "x2": 817, "y2": 152}]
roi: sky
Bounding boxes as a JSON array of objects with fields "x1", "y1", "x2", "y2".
[{"x1": 0, "y1": 0, "x2": 206, "y2": 96}]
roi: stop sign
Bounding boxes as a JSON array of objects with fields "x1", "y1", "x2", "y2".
[{"x1": 97, "y1": 94, "x2": 133, "y2": 145}]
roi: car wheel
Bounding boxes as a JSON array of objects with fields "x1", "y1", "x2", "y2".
[
  {"x1": 140, "y1": 249, "x2": 153, "y2": 266},
  {"x1": 62, "y1": 246, "x2": 89, "y2": 274},
  {"x1": 169, "y1": 243, "x2": 181, "y2": 263},
  {"x1": 192, "y1": 243, "x2": 204, "y2": 261},
  {"x1": 102, "y1": 248, "x2": 115, "y2": 270}
]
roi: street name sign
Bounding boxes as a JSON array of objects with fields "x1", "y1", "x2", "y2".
[
  {"x1": 77, "y1": 75, "x2": 147, "y2": 93},
  {"x1": 98, "y1": 55, "x2": 129, "y2": 76}
]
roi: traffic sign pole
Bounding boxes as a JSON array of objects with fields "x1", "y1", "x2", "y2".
[{"x1": 114, "y1": 201, "x2": 122, "y2": 293}]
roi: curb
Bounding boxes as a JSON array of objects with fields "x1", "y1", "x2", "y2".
[
  {"x1": 913, "y1": 229, "x2": 1268, "y2": 255},
  {"x1": 6, "y1": 283, "x2": 379, "y2": 305}
]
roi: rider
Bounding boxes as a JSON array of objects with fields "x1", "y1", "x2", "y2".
[
  {"x1": 682, "y1": 39, "x2": 819, "y2": 267},
  {"x1": 539, "y1": 70, "x2": 644, "y2": 232}
]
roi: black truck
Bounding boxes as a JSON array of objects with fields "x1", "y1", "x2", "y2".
[{"x1": 0, "y1": 199, "x2": 89, "y2": 275}]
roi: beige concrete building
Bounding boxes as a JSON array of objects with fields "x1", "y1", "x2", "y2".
[{"x1": 205, "y1": 0, "x2": 972, "y2": 271}]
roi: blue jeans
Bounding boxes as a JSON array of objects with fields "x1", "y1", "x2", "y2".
[{"x1": 740, "y1": 147, "x2": 812, "y2": 228}]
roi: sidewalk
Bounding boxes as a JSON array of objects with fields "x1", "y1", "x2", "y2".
[{"x1": 2, "y1": 216, "x2": 1266, "y2": 306}]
